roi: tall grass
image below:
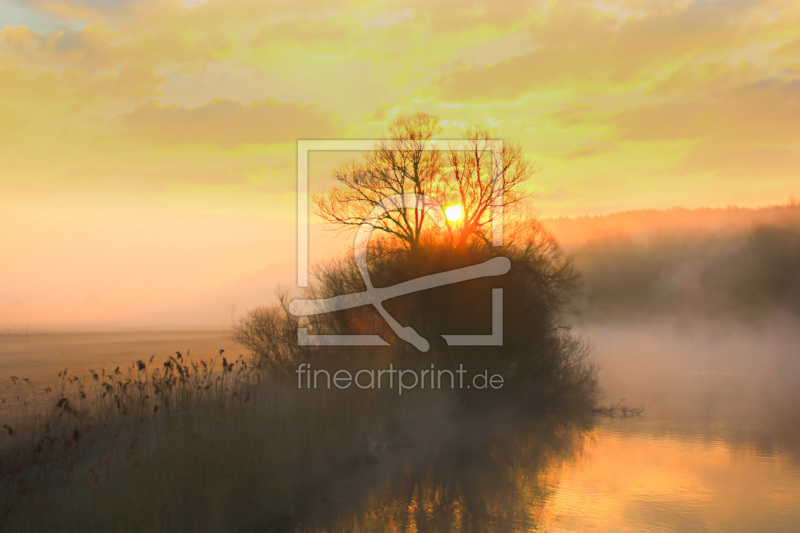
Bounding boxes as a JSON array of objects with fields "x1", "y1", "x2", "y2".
[{"x1": 1, "y1": 348, "x2": 401, "y2": 531}]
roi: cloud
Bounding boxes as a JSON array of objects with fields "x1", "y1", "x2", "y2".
[
  {"x1": 547, "y1": 105, "x2": 602, "y2": 128},
  {"x1": 561, "y1": 140, "x2": 617, "y2": 160},
  {"x1": 682, "y1": 146, "x2": 800, "y2": 182},
  {"x1": 123, "y1": 98, "x2": 335, "y2": 147},
  {"x1": 435, "y1": 0, "x2": 777, "y2": 101},
  {"x1": 436, "y1": 4, "x2": 618, "y2": 100},
  {"x1": 613, "y1": 71, "x2": 800, "y2": 143},
  {"x1": 772, "y1": 35, "x2": 800, "y2": 57}
]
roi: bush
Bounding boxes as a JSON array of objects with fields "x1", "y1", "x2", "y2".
[
  {"x1": 233, "y1": 218, "x2": 598, "y2": 415},
  {"x1": 230, "y1": 292, "x2": 299, "y2": 375}
]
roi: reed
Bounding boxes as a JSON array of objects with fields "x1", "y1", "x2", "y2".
[{"x1": 0, "y1": 348, "x2": 388, "y2": 531}]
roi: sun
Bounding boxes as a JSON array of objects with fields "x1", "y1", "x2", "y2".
[{"x1": 444, "y1": 205, "x2": 463, "y2": 222}]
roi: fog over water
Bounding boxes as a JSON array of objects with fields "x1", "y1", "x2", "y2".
[{"x1": 579, "y1": 318, "x2": 800, "y2": 432}]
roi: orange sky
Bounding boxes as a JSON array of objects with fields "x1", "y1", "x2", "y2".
[{"x1": 1, "y1": 0, "x2": 799, "y2": 327}]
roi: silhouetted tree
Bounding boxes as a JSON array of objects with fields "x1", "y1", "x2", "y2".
[
  {"x1": 314, "y1": 112, "x2": 534, "y2": 249},
  {"x1": 235, "y1": 113, "x2": 597, "y2": 415}
]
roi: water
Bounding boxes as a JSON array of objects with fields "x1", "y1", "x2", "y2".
[
  {"x1": 546, "y1": 419, "x2": 800, "y2": 532},
  {"x1": 307, "y1": 418, "x2": 800, "y2": 532},
  {"x1": 307, "y1": 320, "x2": 800, "y2": 532}
]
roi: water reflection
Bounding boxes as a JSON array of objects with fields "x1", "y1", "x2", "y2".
[
  {"x1": 544, "y1": 420, "x2": 800, "y2": 532},
  {"x1": 305, "y1": 417, "x2": 594, "y2": 532},
  {"x1": 304, "y1": 417, "x2": 800, "y2": 532},
  {"x1": 304, "y1": 320, "x2": 800, "y2": 532}
]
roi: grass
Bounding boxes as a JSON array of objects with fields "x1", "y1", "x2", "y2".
[{"x1": 0, "y1": 348, "x2": 387, "y2": 531}]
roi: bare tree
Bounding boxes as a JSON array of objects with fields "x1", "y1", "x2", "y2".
[
  {"x1": 315, "y1": 112, "x2": 443, "y2": 251},
  {"x1": 444, "y1": 126, "x2": 534, "y2": 246},
  {"x1": 314, "y1": 112, "x2": 535, "y2": 250}
]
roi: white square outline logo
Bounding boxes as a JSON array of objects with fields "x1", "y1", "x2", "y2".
[{"x1": 293, "y1": 139, "x2": 506, "y2": 351}]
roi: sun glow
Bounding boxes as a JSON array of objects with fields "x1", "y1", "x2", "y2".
[{"x1": 445, "y1": 205, "x2": 464, "y2": 222}]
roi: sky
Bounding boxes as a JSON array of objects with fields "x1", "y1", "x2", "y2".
[{"x1": 1, "y1": 0, "x2": 799, "y2": 327}]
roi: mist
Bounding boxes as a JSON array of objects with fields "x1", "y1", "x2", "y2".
[
  {"x1": 537, "y1": 204, "x2": 800, "y2": 322},
  {"x1": 548, "y1": 204, "x2": 800, "y2": 455},
  {"x1": 579, "y1": 318, "x2": 800, "y2": 435}
]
